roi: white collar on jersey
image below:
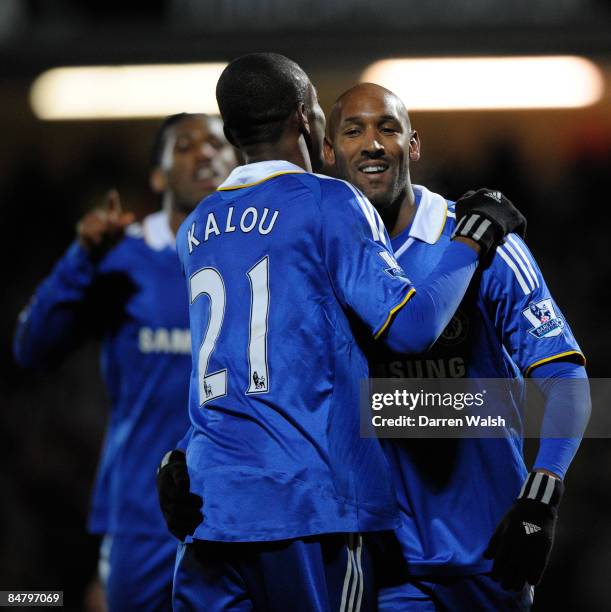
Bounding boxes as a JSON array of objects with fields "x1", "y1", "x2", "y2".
[
  {"x1": 218, "y1": 160, "x2": 306, "y2": 190},
  {"x1": 143, "y1": 210, "x2": 175, "y2": 250},
  {"x1": 408, "y1": 184, "x2": 449, "y2": 244}
]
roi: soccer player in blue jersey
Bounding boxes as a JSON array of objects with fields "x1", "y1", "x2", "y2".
[
  {"x1": 325, "y1": 83, "x2": 591, "y2": 610},
  {"x1": 164, "y1": 53, "x2": 526, "y2": 612},
  {"x1": 13, "y1": 113, "x2": 236, "y2": 611}
]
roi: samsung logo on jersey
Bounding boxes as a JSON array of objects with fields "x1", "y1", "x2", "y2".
[
  {"x1": 373, "y1": 357, "x2": 466, "y2": 379},
  {"x1": 187, "y1": 206, "x2": 279, "y2": 253},
  {"x1": 139, "y1": 327, "x2": 191, "y2": 354}
]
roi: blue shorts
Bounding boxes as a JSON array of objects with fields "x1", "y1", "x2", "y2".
[
  {"x1": 378, "y1": 574, "x2": 533, "y2": 611},
  {"x1": 99, "y1": 533, "x2": 177, "y2": 611},
  {"x1": 173, "y1": 534, "x2": 374, "y2": 612}
]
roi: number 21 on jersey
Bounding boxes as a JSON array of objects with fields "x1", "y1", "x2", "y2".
[{"x1": 189, "y1": 256, "x2": 270, "y2": 405}]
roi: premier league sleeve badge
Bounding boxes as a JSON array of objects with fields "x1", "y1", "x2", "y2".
[{"x1": 522, "y1": 298, "x2": 565, "y2": 339}]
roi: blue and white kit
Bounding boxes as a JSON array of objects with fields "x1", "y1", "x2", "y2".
[
  {"x1": 371, "y1": 185, "x2": 588, "y2": 611},
  {"x1": 174, "y1": 161, "x2": 482, "y2": 610}
]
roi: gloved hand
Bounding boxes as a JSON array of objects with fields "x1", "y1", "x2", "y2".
[
  {"x1": 156, "y1": 449, "x2": 203, "y2": 541},
  {"x1": 484, "y1": 471, "x2": 564, "y2": 591},
  {"x1": 453, "y1": 188, "x2": 527, "y2": 259}
]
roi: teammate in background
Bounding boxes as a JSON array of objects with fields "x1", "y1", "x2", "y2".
[
  {"x1": 13, "y1": 114, "x2": 237, "y2": 611},
  {"x1": 325, "y1": 83, "x2": 591, "y2": 610},
  {"x1": 161, "y1": 52, "x2": 525, "y2": 611}
]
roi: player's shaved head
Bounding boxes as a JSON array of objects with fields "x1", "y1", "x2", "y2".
[
  {"x1": 328, "y1": 83, "x2": 411, "y2": 141},
  {"x1": 216, "y1": 52, "x2": 311, "y2": 148}
]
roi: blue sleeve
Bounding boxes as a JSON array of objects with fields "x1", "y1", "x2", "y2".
[
  {"x1": 319, "y1": 178, "x2": 414, "y2": 338},
  {"x1": 531, "y1": 361, "x2": 591, "y2": 480},
  {"x1": 484, "y1": 234, "x2": 586, "y2": 376},
  {"x1": 383, "y1": 240, "x2": 479, "y2": 354},
  {"x1": 13, "y1": 242, "x2": 98, "y2": 368}
]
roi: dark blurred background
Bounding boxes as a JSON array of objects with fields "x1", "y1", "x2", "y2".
[{"x1": 1, "y1": 1, "x2": 611, "y2": 610}]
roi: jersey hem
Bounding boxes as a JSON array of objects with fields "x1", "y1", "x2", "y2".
[
  {"x1": 187, "y1": 456, "x2": 400, "y2": 542},
  {"x1": 191, "y1": 517, "x2": 400, "y2": 543}
]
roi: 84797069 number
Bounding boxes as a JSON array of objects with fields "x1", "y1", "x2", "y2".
[{"x1": 0, "y1": 591, "x2": 63, "y2": 607}]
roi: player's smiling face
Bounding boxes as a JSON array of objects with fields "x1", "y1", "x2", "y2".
[
  {"x1": 162, "y1": 115, "x2": 236, "y2": 209},
  {"x1": 328, "y1": 85, "x2": 418, "y2": 213}
]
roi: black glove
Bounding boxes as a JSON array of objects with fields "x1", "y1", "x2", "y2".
[
  {"x1": 453, "y1": 188, "x2": 527, "y2": 258},
  {"x1": 156, "y1": 449, "x2": 203, "y2": 541},
  {"x1": 484, "y1": 471, "x2": 564, "y2": 591}
]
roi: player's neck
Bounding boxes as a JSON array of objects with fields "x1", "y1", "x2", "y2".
[
  {"x1": 168, "y1": 208, "x2": 188, "y2": 237},
  {"x1": 386, "y1": 186, "x2": 416, "y2": 238},
  {"x1": 240, "y1": 138, "x2": 312, "y2": 173},
  {"x1": 163, "y1": 196, "x2": 191, "y2": 236}
]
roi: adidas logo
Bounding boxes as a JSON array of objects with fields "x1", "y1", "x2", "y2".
[
  {"x1": 484, "y1": 191, "x2": 502, "y2": 203},
  {"x1": 522, "y1": 521, "x2": 541, "y2": 535}
]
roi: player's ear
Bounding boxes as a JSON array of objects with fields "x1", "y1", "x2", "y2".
[
  {"x1": 323, "y1": 137, "x2": 335, "y2": 167},
  {"x1": 150, "y1": 167, "x2": 168, "y2": 194},
  {"x1": 409, "y1": 130, "x2": 421, "y2": 162},
  {"x1": 297, "y1": 102, "x2": 311, "y2": 138}
]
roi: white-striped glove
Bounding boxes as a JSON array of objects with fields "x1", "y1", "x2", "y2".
[
  {"x1": 453, "y1": 188, "x2": 527, "y2": 259},
  {"x1": 484, "y1": 471, "x2": 564, "y2": 591}
]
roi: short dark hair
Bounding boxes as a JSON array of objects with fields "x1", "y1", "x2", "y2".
[
  {"x1": 150, "y1": 113, "x2": 207, "y2": 167},
  {"x1": 216, "y1": 52, "x2": 309, "y2": 147}
]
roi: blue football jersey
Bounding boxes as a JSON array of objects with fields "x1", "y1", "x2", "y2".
[
  {"x1": 176, "y1": 160, "x2": 414, "y2": 542},
  {"x1": 14, "y1": 212, "x2": 192, "y2": 536},
  {"x1": 370, "y1": 185, "x2": 585, "y2": 575}
]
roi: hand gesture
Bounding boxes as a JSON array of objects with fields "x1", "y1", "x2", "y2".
[{"x1": 77, "y1": 189, "x2": 135, "y2": 256}]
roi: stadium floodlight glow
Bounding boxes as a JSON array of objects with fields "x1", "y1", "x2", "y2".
[
  {"x1": 361, "y1": 56, "x2": 604, "y2": 111},
  {"x1": 30, "y1": 63, "x2": 228, "y2": 120}
]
